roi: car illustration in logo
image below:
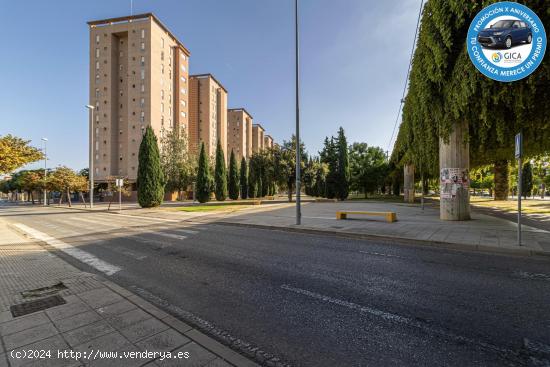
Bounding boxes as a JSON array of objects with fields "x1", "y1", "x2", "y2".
[{"x1": 477, "y1": 19, "x2": 532, "y2": 49}]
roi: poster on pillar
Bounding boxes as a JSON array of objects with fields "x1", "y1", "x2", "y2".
[{"x1": 440, "y1": 168, "x2": 469, "y2": 200}]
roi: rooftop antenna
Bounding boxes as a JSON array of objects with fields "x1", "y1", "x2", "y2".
[{"x1": 130, "y1": 0, "x2": 133, "y2": 16}]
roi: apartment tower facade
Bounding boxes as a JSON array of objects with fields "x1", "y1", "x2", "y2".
[
  {"x1": 227, "y1": 108, "x2": 253, "y2": 161},
  {"x1": 88, "y1": 13, "x2": 190, "y2": 182},
  {"x1": 188, "y1": 74, "x2": 228, "y2": 161},
  {"x1": 252, "y1": 124, "x2": 265, "y2": 153},
  {"x1": 264, "y1": 135, "x2": 274, "y2": 150}
]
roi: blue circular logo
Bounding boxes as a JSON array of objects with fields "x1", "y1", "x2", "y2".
[{"x1": 467, "y1": 2, "x2": 546, "y2": 82}]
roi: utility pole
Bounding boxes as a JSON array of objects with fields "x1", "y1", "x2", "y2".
[
  {"x1": 86, "y1": 105, "x2": 95, "y2": 209},
  {"x1": 295, "y1": 0, "x2": 301, "y2": 225},
  {"x1": 515, "y1": 132, "x2": 523, "y2": 246},
  {"x1": 41, "y1": 138, "x2": 48, "y2": 206}
]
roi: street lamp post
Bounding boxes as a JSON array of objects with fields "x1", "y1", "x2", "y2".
[
  {"x1": 85, "y1": 105, "x2": 95, "y2": 209},
  {"x1": 295, "y1": 0, "x2": 301, "y2": 225},
  {"x1": 41, "y1": 138, "x2": 48, "y2": 206}
]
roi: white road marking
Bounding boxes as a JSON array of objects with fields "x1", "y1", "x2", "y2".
[
  {"x1": 13, "y1": 223, "x2": 122, "y2": 276},
  {"x1": 152, "y1": 232, "x2": 187, "y2": 240},
  {"x1": 359, "y1": 251, "x2": 405, "y2": 259},
  {"x1": 281, "y1": 284, "x2": 518, "y2": 357},
  {"x1": 514, "y1": 271, "x2": 550, "y2": 282}
]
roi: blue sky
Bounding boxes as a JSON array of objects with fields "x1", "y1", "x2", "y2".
[{"x1": 0, "y1": 0, "x2": 420, "y2": 171}]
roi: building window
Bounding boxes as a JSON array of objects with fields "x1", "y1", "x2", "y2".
[
  {"x1": 180, "y1": 100, "x2": 186, "y2": 107},
  {"x1": 95, "y1": 34, "x2": 100, "y2": 44},
  {"x1": 161, "y1": 90, "x2": 164, "y2": 99},
  {"x1": 140, "y1": 42, "x2": 145, "y2": 51},
  {"x1": 141, "y1": 84, "x2": 145, "y2": 92},
  {"x1": 161, "y1": 64, "x2": 164, "y2": 74},
  {"x1": 95, "y1": 61, "x2": 100, "y2": 70},
  {"x1": 181, "y1": 64, "x2": 186, "y2": 72},
  {"x1": 141, "y1": 29, "x2": 145, "y2": 38},
  {"x1": 161, "y1": 51, "x2": 164, "y2": 61},
  {"x1": 119, "y1": 65, "x2": 123, "y2": 71},
  {"x1": 140, "y1": 56, "x2": 145, "y2": 66},
  {"x1": 140, "y1": 98, "x2": 145, "y2": 107},
  {"x1": 95, "y1": 48, "x2": 100, "y2": 58},
  {"x1": 119, "y1": 51, "x2": 124, "y2": 57},
  {"x1": 140, "y1": 111, "x2": 145, "y2": 122},
  {"x1": 161, "y1": 103, "x2": 164, "y2": 113},
  {"x1": 168, "y1": 56, "x2": 172, "y2": 66},
  {"x1": 161, "y1": 38, "x2": 164, "y2": 48},
  {"x1": 180, "y1": 88, "x2": 186, "y2": 94},
  {"x1": 140, "y1": 69, "x2": 145, "y2": 80},
  {"x1": 181, "y1": 111, "x2": 186, "y2": 118},
  {"x1": 168, "y1": 107, "x2": 172, "y2": 116},
  {"x1": 168, "y1": 119, "x2": 172, "y2": 127},
  {"x1": 95, "y1": 88, "x2": 99, "y2": 98}
]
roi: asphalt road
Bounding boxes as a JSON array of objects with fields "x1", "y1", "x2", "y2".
[{"x1": 2, "y1": 204, "x2": 550, "y2": 367}]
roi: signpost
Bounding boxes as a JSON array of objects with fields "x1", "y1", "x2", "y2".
[
  {"x1": 116, "y1": 178, "x2": 123, "y2": 212},
  {"x1": 515, "y1": 133, "x2": 522, "y2": 246}
]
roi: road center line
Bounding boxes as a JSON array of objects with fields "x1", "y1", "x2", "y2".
[
  {"x1": 359, "y1": 250, "x2": 405, "y2": 259},
  {"x1": 280, "y1": 284, "x2": 519, "y2": 358},
  {"x1": 12, "y1": 223, "x2": 122, "y2": 276}
]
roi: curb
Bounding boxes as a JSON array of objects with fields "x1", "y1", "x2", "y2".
[{"x1": 214, "y1": 221, "x2": 550, "y2": 259}]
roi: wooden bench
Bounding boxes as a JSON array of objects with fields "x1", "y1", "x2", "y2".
[{"x1": 336, "y1": 211, "x2": 397, "y2": 223}]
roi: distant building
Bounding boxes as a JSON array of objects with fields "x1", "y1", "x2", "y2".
[
  {"x1": 227, "y1": 108, "x2": 253, "y2": 161},
  {"x1": 88, "y1": 13, "x2": 190, "y2": 182},
  {"x1": 252, "y1": 124, "x2": 265, "y2": 153},
  {"x1": 264, "y1": 135, "x2": 274, "y2": 149},
  {"x1": 188, "y1": 74, "x2": 228, "y2": 161}
]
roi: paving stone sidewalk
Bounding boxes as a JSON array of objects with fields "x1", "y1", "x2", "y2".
[
  {"x1": 217, "y1": 201, "x2": 550, "y2": 257},
  {"x1": 0, "y1": 220, "x2": 258, "y2": 367}
]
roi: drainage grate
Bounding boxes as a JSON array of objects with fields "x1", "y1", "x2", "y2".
[
  {"x1": 10, "y1": 295, "x2": 66, "y2": 317},
  {"x1": 20, "y1": 282, "x2": 68, "y2": 299}
]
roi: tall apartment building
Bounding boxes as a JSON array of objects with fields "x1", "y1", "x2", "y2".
[
  {"x1": 252, "y1": 124, "x2": 265, "y2": 153},
  {"x1": 188, "y1": 74, "x2": 228, "y2": 161},
  {"x1": 227, "y1": 108, "x2": 253, "y2": 161},
  {"x1": 88, "y1": 13, "x2": 190, "y2": 183},
  {"x1": 264, "y1": 135, "x2": 274, "y2": 149}
]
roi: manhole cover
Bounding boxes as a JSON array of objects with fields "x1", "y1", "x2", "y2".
[
  {"x1": 10, "y1": 295, "x2": 66, "y2": 317},
  {"x1": 20, "y1": 282, "x2": 67, "y2": 299}
]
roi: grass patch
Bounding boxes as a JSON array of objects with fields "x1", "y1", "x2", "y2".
[
  {"x1": 470, "y1": 196, "x2": 550, "y2": 215},
  {"x1": 170, "y1": 201, "x2": 257, "y2": 212}
]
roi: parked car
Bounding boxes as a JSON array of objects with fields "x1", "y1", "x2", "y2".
[{"x1": 477, "y1": 19, "x2": 532, "y2": 49}]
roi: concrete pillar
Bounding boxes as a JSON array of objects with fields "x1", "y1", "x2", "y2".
[
  {"x1": 403, "y1": 164, "x2": 415, "y2": 203},
  {"x1": 439, "y1": 120, "x2": 470, "y2": 220}
]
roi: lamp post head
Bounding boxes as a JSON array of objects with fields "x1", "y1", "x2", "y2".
[
  {"x1": 85, "y1": 105, "x2": 95, "y2": 110},
  {"x1": 41, "y1": 138, "x2": 48, "y2": 142}
]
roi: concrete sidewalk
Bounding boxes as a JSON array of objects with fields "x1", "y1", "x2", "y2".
[
  {"x1": 216, "y1": 201, "x2": 550, "y2": 257},
  {"x1": 0, "y1": 220, "x2": 257, "y2": 367}
]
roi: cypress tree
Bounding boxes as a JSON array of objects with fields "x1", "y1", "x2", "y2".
[
  {"x1": 522, "y1": 162, "x2": 533, "y2": 199},
  {"x1": 196, "y1": 143, "x2": 211, "y2": 203},
  {"x1": 323, "y1": 137, "x2": 338, "y2": 199},
  {"x1": 214, "y1": 141, "x2": 227, "y2": 201},
  {"x1": 240, "y1": 157, "x2": 248, "y2": 199},
  {"x1": 137, "y1": 126, "x2": 165, "y2": 208},
  {"x1": 336, "y1": 127, "x2": 350, "y2": 200},
  {"x1": 228, "y1": 150, "x2": 239, "y2": 200}
]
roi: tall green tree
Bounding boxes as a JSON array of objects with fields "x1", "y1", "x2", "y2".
[
  {"x1": 336, "y1": 127, "x2": 350, "y2": 200},
  {"x1": 196, "y1": 143, "x2": 211, "y2": 203},
  {"x1": 160, "y1": 127, "x2": 195, "y2": 199},
  {"x1": 521, "y1": 161, "x2": 534, "y2": 199},
  {"x1": 273, "y1": 136, "x2": 306, "y2": 202},
  {"x1": 0, "y1": 135, "x2": 44, "y2": 174},
  {"x1": 214, "y1": 141, "x2": 227, "y2": 201},
  {"x1": 321, "y1": 137, "x2": 338, "y2": 199},
  {"x1": 228, "y1": 150, "x2": 239, "y2": 200},
  {"x1": 137, "y1": 126, "x2": 165, "y2": 208},
  {"x1": 240, "y1": 157, "x2": 248, "y2": 199},
  {"x1": 349, "y1": 143, "x2": 388, "y2": 198}
]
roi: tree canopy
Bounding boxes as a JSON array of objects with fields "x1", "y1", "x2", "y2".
[{"x1": 0, "y1": 135, "x2": 44, "y2": 174}]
